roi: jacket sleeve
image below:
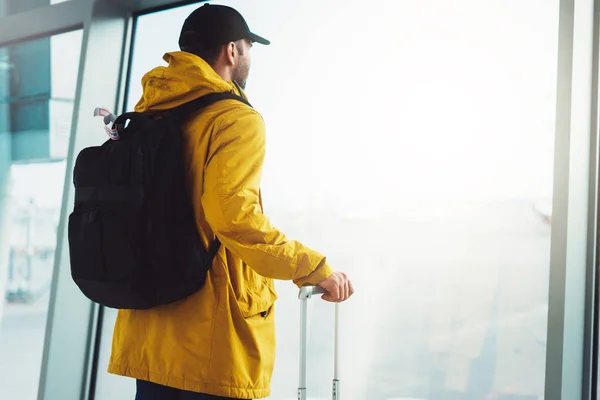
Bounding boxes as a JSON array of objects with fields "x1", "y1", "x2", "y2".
[{"x1": 201, "y1": 107, "x2": 333, "y2": 287}]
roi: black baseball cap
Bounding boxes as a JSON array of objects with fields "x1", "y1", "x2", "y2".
[{"x1": 179, "y1": 4, "x2": 270, "y2": 52}]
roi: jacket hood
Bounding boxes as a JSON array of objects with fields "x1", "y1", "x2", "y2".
[{"x1": 133, "y1": 51, "x2": 248, "y2": 113}]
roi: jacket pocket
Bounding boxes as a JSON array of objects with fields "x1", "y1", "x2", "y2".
[
  {"x1": 236, "y1": 274, "x2": 278, "y2": 318},
  {"x1": 222, "y1": 251, "x2": 278, "y2": 318}
]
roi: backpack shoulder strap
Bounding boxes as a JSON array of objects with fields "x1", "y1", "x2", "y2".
[
  {"x1": 168, "y1": 91, "x2": 252, "y2": 123},
  {"x1": 111, "y1": 92, "x2": 251, "y2": 138},
  {"x1": 165, "y1": 92, "x2": 249, "y2": 257}
]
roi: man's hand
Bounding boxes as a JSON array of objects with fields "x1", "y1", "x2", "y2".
[{"x1": 317, "y1": 272, "x2": 354, "y2": 302}]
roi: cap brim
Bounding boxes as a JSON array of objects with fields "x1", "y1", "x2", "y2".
[{"x1": 249, "y1": 32, "x2": 270, "y2": 45}]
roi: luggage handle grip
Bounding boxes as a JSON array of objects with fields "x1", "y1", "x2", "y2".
[{"x1": 298, "y1": 285, "x2": 327, "y2": 299}]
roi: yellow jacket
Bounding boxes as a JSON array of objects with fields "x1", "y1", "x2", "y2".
[{"x1": 107, "y1": 51, "x2": 333, "y2": 399}]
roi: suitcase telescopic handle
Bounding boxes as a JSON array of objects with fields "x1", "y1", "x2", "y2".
[
  {"x1": 298, "y1": 285, "x2": 327, "y2": 299},
  {"x1": 298, "y1": 285, "x2": 340, "y2": 400}
]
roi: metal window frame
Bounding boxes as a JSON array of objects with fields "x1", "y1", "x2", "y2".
[
  {"x1": 584, "y1": 1, "x2": 600, "y2": 398},
  {"x1": 545, "y1": 0, "x2": 600, "y2": 399},
  {"x1": 34, "y1": 1, "x2": 133, "y2": 399},
  {"x1": 0, "y1": 0, "x2": 598, "y2": 398},
  {"x1": 0, "y1": 0, "x2": 88, "y2": 47}
]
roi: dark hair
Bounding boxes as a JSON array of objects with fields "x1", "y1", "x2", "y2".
[
  {"x1": 183, "y1": 40, "x2": 245, "y2": 66},
  {"x1": 188, "y1": 46, "x2": 223, "y2": 66}
]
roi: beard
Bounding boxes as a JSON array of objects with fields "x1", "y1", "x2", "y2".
[{"x1": 232, "y1": 58, "x2": 250, "y2": 89}]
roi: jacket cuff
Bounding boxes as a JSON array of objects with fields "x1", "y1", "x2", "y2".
[{"x1": 293, "y1": 259, "x2": 334, "y2": 288}]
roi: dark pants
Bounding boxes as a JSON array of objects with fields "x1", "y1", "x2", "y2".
[{"x1": 135, "y1": 379, "x2": 247, "y2": 400}]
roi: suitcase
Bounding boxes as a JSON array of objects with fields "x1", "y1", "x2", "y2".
[{"x1": 297, "y1": 285, "x2": 340, "y2": 400}]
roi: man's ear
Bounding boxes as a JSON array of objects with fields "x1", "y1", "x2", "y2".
[{"x1": 225, "y1": 42, "x2": 237, "y2": 66}]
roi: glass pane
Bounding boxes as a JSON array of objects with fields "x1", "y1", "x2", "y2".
[
  {"x1": 97, "y1": 1, "x2": 558, "y2": 399},
  {"x1": 0, "y1": 29, "x2": 82, "y2": 399}
]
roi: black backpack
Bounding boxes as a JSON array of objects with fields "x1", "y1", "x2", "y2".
[{"x1": 68, "y1": 92, "x2": 250, "y2": 309}]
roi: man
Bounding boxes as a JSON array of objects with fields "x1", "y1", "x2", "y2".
[{"x1": 107, "y1": 4, "x2": 354, "y2": 400}]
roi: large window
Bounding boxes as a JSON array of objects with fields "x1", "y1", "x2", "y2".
[
  {"x1": 0, "y1": 29, "x2": 82, "y2": 399},
  {"x1": 96, "y1": 1, "x2": 558, "y2": 399}
]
